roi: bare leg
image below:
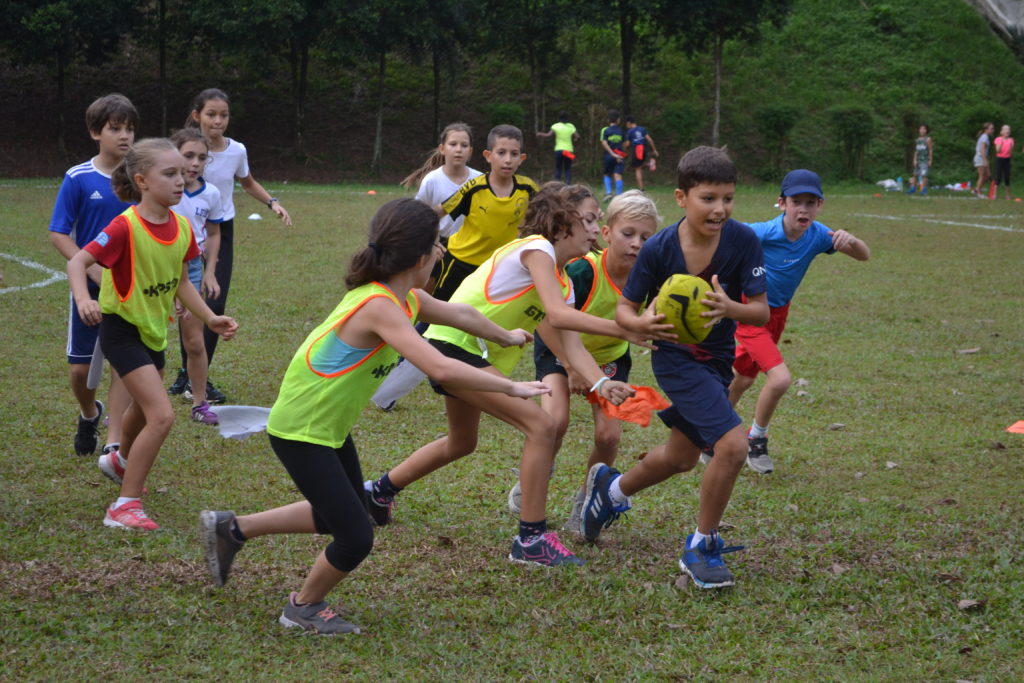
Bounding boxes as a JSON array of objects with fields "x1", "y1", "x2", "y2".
[
  {"x1": 695, "y1": 425, "x2": 747, "y2": 533},
  {"x1": 297, "y1": 551, "x2": 349, "y2": 605},
  {"x1": 586, "y1": 402, "x2": 622, "y2": 470},
  {"x1": 728, "y1": 372, "x2": 757, "y2": 407},
  {"x1": 236, "y1": 500, "x2": 317, "y2": 538},
  {"x1": 752, "y1": 362, "x2": 792, "y2": 429},
  {"x1": 106, "y1": 372, "x2": 129, "y2": 445},
  {"x1": 618, "y1": 427, "x2": 699, "y2": 496},
  {"x1": 181, "y1": 314, "x2": 209, "y2": 409},
  {"x1": 70, "y1": 364, "x2": 99, "y2": 417},
  {"x1": 116, "y1": 365, "x2": 172, "y2": 499}
]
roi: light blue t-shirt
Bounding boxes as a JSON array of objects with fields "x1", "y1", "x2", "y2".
[
  {"x1": 749, "y1": 213, "x2": 835, "y2": 308},
  {"x1": 49, "y1": 159, "x2": 130, "y2": 247}
]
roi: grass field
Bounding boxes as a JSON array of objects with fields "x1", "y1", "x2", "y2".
[{"x1": 1, "y1": 179, "x2": 1022, "y2": 680}]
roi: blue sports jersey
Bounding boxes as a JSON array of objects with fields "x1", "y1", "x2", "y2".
[
  {"x1": 49, "y1": 160, "x2": 130, "y2": 247},
  {"x1": 626, "y1": 126, "x2": 648, "y2": 147},
  {"x1": 622, "y1": 218, "x2": 766, "y2": 363},
  {"x1": 602, "y1": 125, "x2": 625, "y2": 154},
  {"x1": 749, "y1": 213, "x2": 835, "y2": 307}
]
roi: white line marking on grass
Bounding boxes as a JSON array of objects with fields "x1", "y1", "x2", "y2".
[
  {"x1": 852, "y1": 213, "x2": 1021, "y2": 233},
  {"x1": 0, "y1": 252, "x2": 67, "y2": 294}
]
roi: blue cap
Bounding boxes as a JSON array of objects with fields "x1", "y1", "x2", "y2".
[{"x1": 780, "y1": 169, "x2": 823, "y2": 198}]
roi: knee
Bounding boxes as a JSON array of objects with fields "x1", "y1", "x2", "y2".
[
  {"x1": 326, "y1": 523, "x2": 374, "y2": 572},
  {"x1": 526, "y1": 411, "x2": 558, "y2": 446},
  {"x1": 593, "y1": 427, "x2": 621, "y2": 457},
  {"x1": 445, "y1": 434, "x2": 478, "y2": 461},
  {"x1": 148, "y1": 406, "x2": 175, "y2": 434},
  {"x1": 766, "y1": 366, "x2": 792, "y2": 394}
]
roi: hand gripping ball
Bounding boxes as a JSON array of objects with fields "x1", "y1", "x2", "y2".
[{"x1": 654, "y1": 274, "x2": 713, "y2": 345}]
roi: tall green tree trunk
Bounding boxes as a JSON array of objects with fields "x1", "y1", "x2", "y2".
[{"x1": 371, "y1": 50, "x2": 386, "y2": 175}]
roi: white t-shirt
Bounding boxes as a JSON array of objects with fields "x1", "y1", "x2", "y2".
[
  {"x1": 204, "y1": 137, "x2": 250, "y2": 221},
  {"x1": 487, "y1": 238, "x2": 575, "y2": 306},
  {"x1": 416, "y1": 165, "x2": 483, "y2": 237},
  {"x1": 172, "y1": 178, "x2": 225, "y2": 252}
]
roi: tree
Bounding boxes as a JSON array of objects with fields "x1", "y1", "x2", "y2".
[{"x1": 659, "y1": 0, "x2": 793, "y2": 146}]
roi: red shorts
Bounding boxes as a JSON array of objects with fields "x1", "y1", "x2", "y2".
[{"x1": 733, "y1": 303, "x2": 790, "y2": 378}]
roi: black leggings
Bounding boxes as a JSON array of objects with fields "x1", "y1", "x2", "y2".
[
  {"x1": 180, "y1": 218, "x2": 233, "y2": 371},
  {"x1": 268, "y1": 433, "x2": 374, "y2": 573}
]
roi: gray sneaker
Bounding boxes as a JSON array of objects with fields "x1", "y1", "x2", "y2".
[
  {"x1": 279, "y1": 592, "x2": 361, "y2": 635},
  {"x1": 562, "y1": 486, "x2": 586, "y2": 533},
  {"x1": 746, "y1": 436, "x2": 773, "y2": 473},
  {"x1": 507, "y1": 466, "x2": 554, "y2": 516},
  {"x1": 200, "y1": 510, "x2": 245, "y2": 586}
]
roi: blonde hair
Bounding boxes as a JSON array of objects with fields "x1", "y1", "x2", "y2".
[
  {"x1": 606, "y1": 189, "x2": 661, "y2": 228},
  {"x1": 111, "y1": 138, "x2": 178, "y2": 203}
]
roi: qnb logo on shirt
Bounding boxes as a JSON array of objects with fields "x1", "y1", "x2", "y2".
[
  {"x1": 751, "y1": 266, "x2": 766, "y2": 277},
  {"x1": 371, "y1": 361, "x2": 397, "y2": 379},
  {"x1": 142, "y1": 277, "x2": 179, "y2": 297}
]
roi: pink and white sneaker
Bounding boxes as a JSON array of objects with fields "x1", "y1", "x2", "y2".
[
  {"x1": 103, "y1": 500, "x2": 160, "y2": 531},
  {"x1": 97, "y1": 448, "x2": 127, "y2": 485}
]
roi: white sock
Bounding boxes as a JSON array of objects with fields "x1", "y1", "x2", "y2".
[
  {"x1": 113, "y1": 496, "x2": 139, "y2": 509},
  {"x1": 609, "y1": 476, "x2": 630, "y2": 507},
  {"x1": 749, "y1": 422, "x2": 768, "y2": 439},
  {"x1": 689, "y1": 529, "x2": 709, "y2": 549}
]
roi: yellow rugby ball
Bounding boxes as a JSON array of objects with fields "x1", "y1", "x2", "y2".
[{"x1": 654, "y1": 274, "x2": 713, "y2": 344}]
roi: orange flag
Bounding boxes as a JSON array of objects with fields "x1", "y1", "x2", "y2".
[{"x1": 588, "y1": 384, "x2": 670, "y2": 427}]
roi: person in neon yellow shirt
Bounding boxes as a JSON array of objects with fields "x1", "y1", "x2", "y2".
[{"x1": 537, "y1": 111, "x2": 580, "y2": 183}]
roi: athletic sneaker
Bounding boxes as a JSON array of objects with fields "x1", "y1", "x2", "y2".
[
  {"x1": 200, "y1": 510, "x2": 245, "y2": 586},
  {"x1": 562, "y1": 486, "x2": 587, "y2": 533},
  {"x1": 74, "y1": 400, "x2": 104, "y2": 455},
  {"x1": 746, "y1": 436, "x2": 773, "y2": 474},
  {"x1": 699, "y1": 446, "x2": 714, "y2": 465},
  {"x1": 185, "y1": 381, "x2": 227, "y2": 405},
  {"x1": 375, "y1": 400, "x2": 396, "y2": 412},
  {"x1": 679, "y1": 531, "x2": 745, "y2": 589},
  {"x1": 507, "y1": 466, "x2": 555, "y2": 516},
  {"x1": 508, "y1": 532, "x2": 584, "y2": 567},
  {"x1": 103, "y1": 500, "x2": 160, "y2": 531},
  {"x1": 581, "y1": 464, "x2": 630, "y2": 542},
  {"x1": 167, "y1": 368, "x2": 189, "y2": 396},
  {"x1": 191, "y1": 401, "x2": 219, "y2": 425},
  {"x1": 279, "y1": 591, "x2": 361, "y2": 635},
  {"x1": 363, "y1": 480, "x2": 394, "y2": 526},
  {"x1": 97, "y1": 447, "x2": 127, "y2": 485}
]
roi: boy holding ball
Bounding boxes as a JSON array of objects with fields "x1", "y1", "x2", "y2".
[{"x1": 582, "y1": 146, "x2": 768, "y2": 589}]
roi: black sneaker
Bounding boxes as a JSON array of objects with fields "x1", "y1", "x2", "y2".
[
  {"x1": 200, "y1": 510, "x2": 245, "y2": 586},
  {"x1": 74, "y1": 400, "x2": 104, "y2": 455},
  {"x1": 167, "y1": 368, "x2": 189, "y2": 396},
  {"x1": 363, "y1": 480, "x2": 394, "y2": 526},
  {"x1": 746, "y1": 436, "x2": 774, "y2": 474},
  {"x1": 205, "y1": 381, "x2": 227, "y2": 405}
]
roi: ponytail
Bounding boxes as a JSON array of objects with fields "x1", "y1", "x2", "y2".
[
  {"x1": 345, "y1": 199, "x2": 439, "y2": 289},
  {"x1": 111, "y1": 138, "x2": 178, "y2": 203}
]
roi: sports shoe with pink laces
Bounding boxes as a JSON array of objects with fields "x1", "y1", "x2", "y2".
[
  {"x1": 97, "y1": 448, "x2": 127, "y2": 485},
  {"x1": 191, "y1": 401, "x2": 219, "y2": 425},
  {"x1": 103, "y1": 500, "x2": 160, "y2": 531},
  {"x1": 508, "y1": 531, "x2": 584, "y2": 567}
]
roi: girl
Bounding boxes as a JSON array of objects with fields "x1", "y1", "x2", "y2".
[
  {"x1": 993, "y1": 124, "x2": 1014, "y2": 200},
  {"x1": 170, "y1": 88, "x2": 292, "y2": 404},
  {"x1": 371, "y1": 123, "x2": 483, "y2": 410},
  {"x1": 200, "y1": 199, "x2": 548, "y2": 635},
  {"x1": 366, "y1": 184, "x2": 650, "y2": 568},
  {"x1": 973, "y1": 122, "x2": 994, "y2": 197},
  {"x1": 67, "y1": 138, "x2": 237, "y2": 530},
  {"x1": 907, "y1": 124, "x2": 933, "y2": 196},
  {"x1": 170, "y1": 128, "x2": 224, "y2": 425},
  {"x1": 511, "y1": 190, "x2": 661, "y2": 533}
]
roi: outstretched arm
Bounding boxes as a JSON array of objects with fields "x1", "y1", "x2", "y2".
[
  {"x1": 416, "y1": 293, "x2": 532, "y2": 348},
  {"x1": 830, "y1": 230, "x2": 871, "y2": 261},
  {"x1": 176, "y1": 265, "x2": 238, "y2": 339},
  {"x1": 238, "y1": 174, "x2": 292, "y2": 227}
]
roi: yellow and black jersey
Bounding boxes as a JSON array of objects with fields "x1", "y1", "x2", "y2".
[{"x1": 442, "y1": 173, "x2": 538, "y2": 266}]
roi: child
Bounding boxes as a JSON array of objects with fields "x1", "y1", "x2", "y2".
[
  {"x1": 366, "y1": 184, "x2": 645, "y2": 568},
  {"x1": 48, "y1": 93, "x2": 138, "y2": 458},
  {"x1": 624, "y1": 115, "x2": 659, "y2": 192},
  {"x1": 370, "y1": 123, "x2": 483, "y2": 411},
  {"x1": 728, "y1": 170, "x2": 870, "y2": 474},
  {"x1": 431, "y1": 124, "x2": 537, "y2": 304},
  {"x1": 67, "y1": 138, "x2": 238, "y2": 530},
  {"x1": 973, "y1": 122, "x2": 994, "y2": 198},
  {"x1": 993, "y1": 124, "x2": 1014, "y2": 200},
  {"x1": 170, "y1": 128, "x2": 225, "y2": 425},
  {"x1": 199, "y1": 199, "x2": 549, "y2": 635},
  {"x1": 515, "y1": 190, "x2": 660, "y2": 532},
  {"x1": 906, "y1": 124, "x2": 933, "y2": 196},
  {"x1": 582, "y1": 146, "x2": 769, "y2": 589},
  {"x1": 600, "y1": 110, "x2": 627, "y2": 201},
  {"x1": 536, "y1": 111, "x2": 580, "y2": 184},
  {"x1": 169, "y1": 88, "x2": 292, "y2": 404}
]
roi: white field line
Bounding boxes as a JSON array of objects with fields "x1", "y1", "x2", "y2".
[
  {"x1": 851, "y1": 213, "x2": 1022, "y2": 233},
  {"x1": 0, "y1": 252, "x2": 67, "y2": 294}
]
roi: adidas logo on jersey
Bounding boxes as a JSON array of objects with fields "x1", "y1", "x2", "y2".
[{"x1": 89, "y1": 191, "x2": 103, "y2": 200}]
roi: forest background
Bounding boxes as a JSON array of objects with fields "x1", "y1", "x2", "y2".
[{"x1": 3, "y1": 0, "x2": 1024, "y2": 187}]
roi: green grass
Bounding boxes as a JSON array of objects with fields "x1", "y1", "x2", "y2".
[{"x1": 1, "y1": 180, "x2": 1022, "y2": 680}]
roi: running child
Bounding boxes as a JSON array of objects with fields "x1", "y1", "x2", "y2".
[
  {"x1": 581, "y1": 146, "x2": 769, "y2": 589},
  {"x1": 600, "y1": 110, "x2": 627, "y2": 201},
  {"x1": 993, "y1": 124, "x2": 1014, "y2": 200},
  {"x1": 624, "y1": 115, "x2": 659, "y2": 192},
  {"x1": 67, "y1": 138, "x2": 238, "y2": 530},
  {"x1": 170, "y1": 128, "x2": 226, "y2": 425},
  {"x1": 906, "y1": 124, "x2": 933, "y2": 195},
  {"x1": 973, "y1": 122, "x2": 994, "y2": 198},
  {"x1": 516, "y1": 189, "x2": 660, "y2": 533},
  {"x1": 728, "y1": 169, "x2": 870, "y2": 474},
  {"x1": 536, "y1": 111, "x2": 580, "y2": 183},
  {"x1": 366, "y1": 184, "x2": 646, "y2": 568},
  {"x1": 48, "y1": 93, "x2": 138, "y2": 458},
  {"x1": 169, "y1": 88, "x2": 292, "y2": 404},
  {"x1": 199, "y1": 199, "x2": 549, "y2": 635},
  {"x1": 431, "y1": 124, "x2": 537, "y2": 303},
  {"x1": 370, "y1": 123, "x2": 483, "y2": 410}
]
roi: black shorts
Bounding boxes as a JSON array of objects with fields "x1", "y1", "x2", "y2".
[
  {"x1": 432, "y1": 252, "x2": 478, "y2": 303},
  {"x1": 995, "y1": 157, "x2": 1012, "y2": 185},
  {"x1": 534, "y1": 343, "x2": 631, "y2": 383},
  {"x1": 602, "y1": 153, "x2": 625, "y2": 176},
  {"x1": 426, "y1": 339, "x2": 491, "y2": 396},
  {"x1": 99, "y1": 313, "x2": 166, "y2": 377}
]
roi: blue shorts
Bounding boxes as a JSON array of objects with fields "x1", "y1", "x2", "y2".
[
  {"x1": 66, "y1": 279, "x2": 101, "y2": 364},
  {"x1": 534, "y1": 339, "x2": 631, "y2": 383},
  {"x1": 602, "y1": 153, "x2": 625, "y2": 176},
  {"x1": 186, "y1": 256, "x2": 203, "y2": 290},
  {"x1": 652, "y1": 349, "x2": 740, "y2": 449}
]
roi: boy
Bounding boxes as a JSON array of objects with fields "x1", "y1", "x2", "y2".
[
  {"x1": 432, "y1": 124, "x2": 538, "y2": 303},
  {"x1": 729, "y1": 169, "x2": 870, "y2": 474},
  {"x1": 624, "y1": 115, "x2": 659, "y2": 192},
  {"x1": 599, "y1": 110, "x2": 626, "y2": 202},
  {"x1": 48, "y1": 94, "x2": 138, "y2": 456},
  {"x1": 582, "y1": 146, "x2": 769, "y2": 589}
]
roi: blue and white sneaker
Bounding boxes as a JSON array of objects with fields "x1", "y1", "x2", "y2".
[
  {"x1": 580, "y1": 464, "x2": 630, "y2": 542},
  {"x1": 679, "y1": 530, "x2": 745, "y2": 589}
]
